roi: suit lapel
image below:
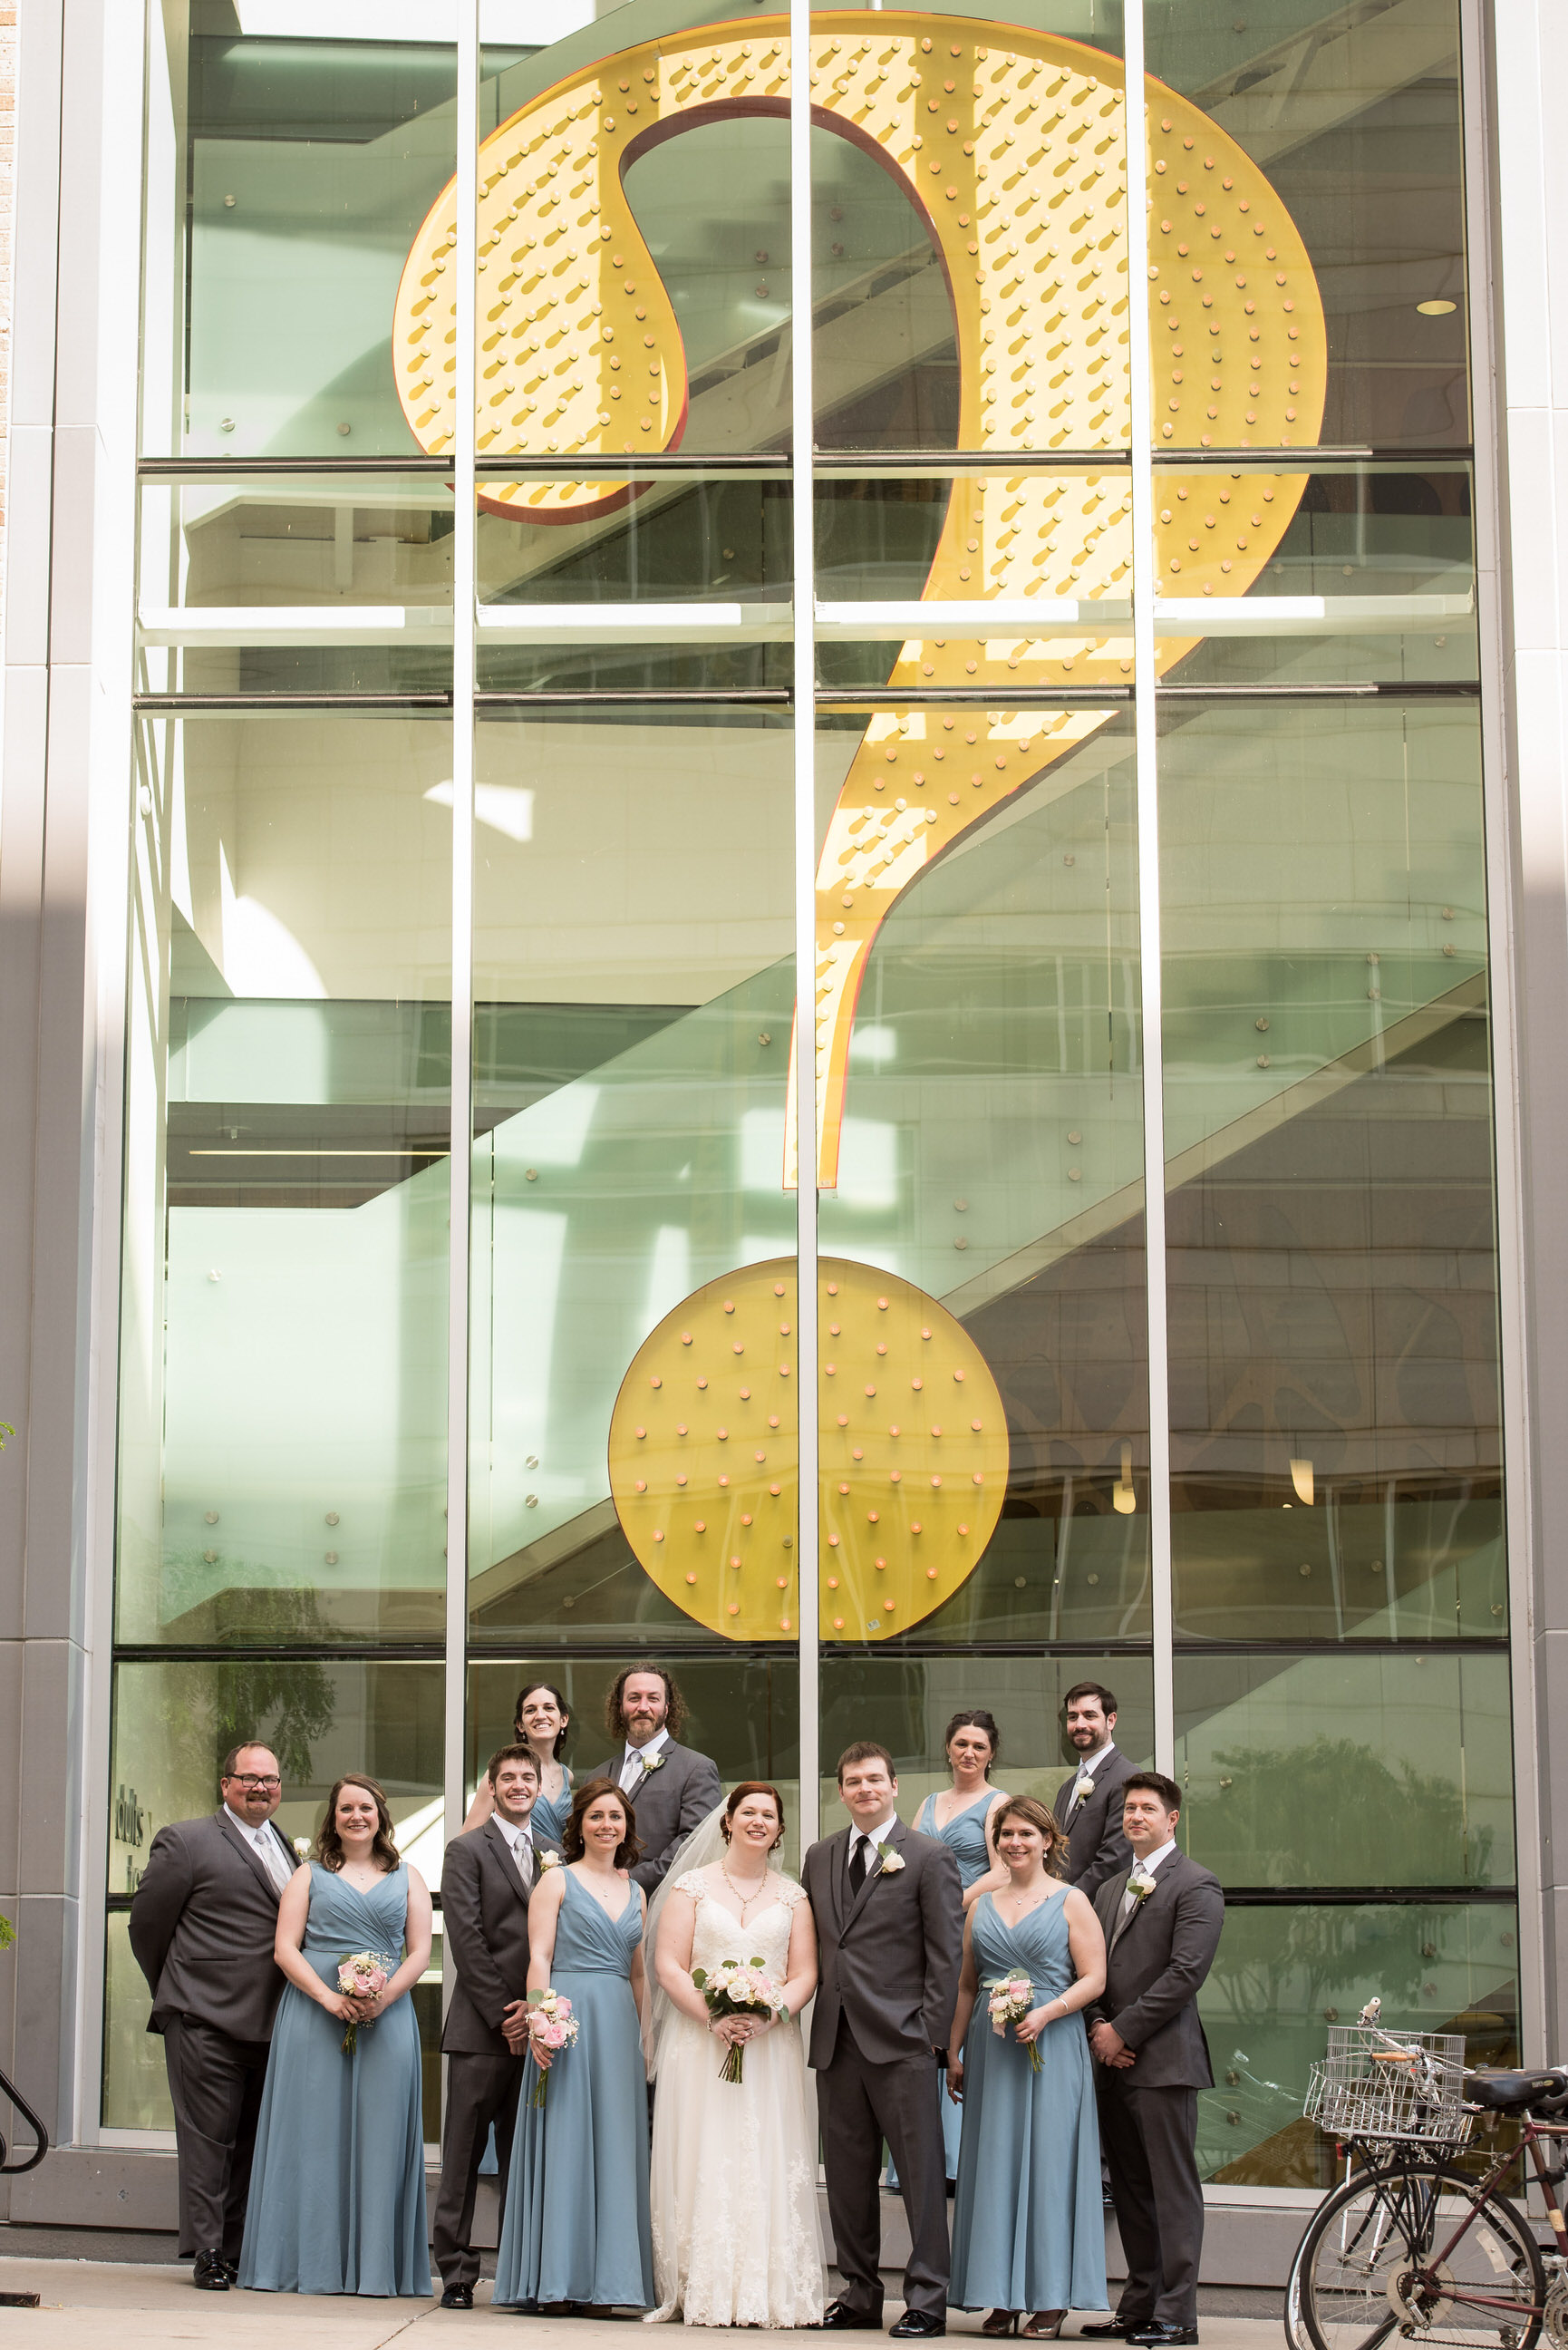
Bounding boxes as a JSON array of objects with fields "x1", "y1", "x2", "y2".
[
  {"x1": 483, "y1": 1818, "x2": 529, "y2": 1905},
  {"x1": 841, "y1": 1816, "x2": 903, "y2": 1934},
  {"x1": 218, "y1": 1811, "x2": 286, "y2": 1904},
  {"x1": 1110, "y1": 1853, "x2": 1176, "y2": 1952}
]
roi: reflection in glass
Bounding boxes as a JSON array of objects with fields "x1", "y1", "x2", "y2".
[
  {"x1": 478, "y1": 474, "x2": 790, "y2": 607},
  {"x1": 816, "y1": 711, "x2": 1148, "y2": 1645},
  {"x1": 1145, "y1": 0, "x2": 1467, "y2": 450},
  {"x1": 1152, "y1": 464, "x2": 1476, "y2": 688},
  {"x1": 1159, "y1": 702, "x2": 1502, "y2": 1641},
  {"x1": 469, "y1": 713, "x2": 796, "y2": 1646},
  {"x1": 117, "y1": 714, "x2": 451, "y2": 1644},
  {"x1": 1176, "y1": 1650, "x2": 1515, "y2": 1889},
  {"x1": 169, "y1": 29, "x2": 457, "y2": 459},
  {"x1": 819, "y1": 1652, "x2": 1153, "y2": 1828},
  {"x1": 1196, "y1": 1901, "x2": 1518, "y2": 2189}
]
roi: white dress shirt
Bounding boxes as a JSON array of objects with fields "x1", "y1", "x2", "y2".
[
  {"x1": 619, "y1": 1726, "x2": 671, "y2": 1792},
  {"x1": 1120, "y1": 1834, "x2": 1177, "y2": 1917},
  {"x1": 225, "y1": 1805, "x2": 292, "y2": 1891},
  {"x1": 494, "y1": 1811, "x2": 535, "y2": 1887},
  {"x1": 1070, "y1": 1738, "x2": 1117, "y2": 1808},
  {"x1": 847, "y1": 1811, "x2": 898, "y2": 1877}
]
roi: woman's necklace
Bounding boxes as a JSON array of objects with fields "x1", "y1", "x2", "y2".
[
  {"x1": 583, "y1": 1864, "x2": 623, "y2": 1909},
  {"x1": 720, "y1": 1855, "x2": 769, "y2": 1921},
  {"x1": 1000, "y1": 1876, "x2": 1052, "y2": 1918},
  {"x1": 938, "y1": 1779, "x2": 983, "y2": 1828}
]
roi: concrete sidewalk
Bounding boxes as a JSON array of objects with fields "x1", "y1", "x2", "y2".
[{"x1": 0, "y1": 2261, "x2": 1281, "y2": 2348}]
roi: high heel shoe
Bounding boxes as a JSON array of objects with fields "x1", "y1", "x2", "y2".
[
  {"x1": 981, "y1": 2316, "x2": 1020, "y2": 2338},
  {"x1": 1021, "y1": 2315, "x2": 1066, "y2": 2340}
]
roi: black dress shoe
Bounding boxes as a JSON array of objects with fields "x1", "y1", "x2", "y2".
[
  {"x1": 889, "y1": 2315, "x2": 946, "y2": 2339},
  {"x1": 824, "y1": 2301, "x2": 883, "y2": 2330},
  {"x1": 221, "y1": 2260, "x2": 239, "y2": 2285},
  {"x1": 1080, "y1": 2319, "x2": 1148, "y2": 2339},
  {"x1": 440, "y1": 2283, "x2": 476, "y2": 2309},
  {"x1": 1125, "y1": 2326, "x2": 1198, "y2": 2347},
  {"x1": 192, "y1": 2250, "x2": 230, "y2": 2292}
]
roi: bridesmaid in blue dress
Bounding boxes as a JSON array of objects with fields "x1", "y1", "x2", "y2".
[
  {"x1": 493, "y1": 1776, "x2": 654, "y2": 2314},
  {"x1": 947, "y1": 1793, "x2": 1109, "y2": 2337},
  {"x1": 239, "y1": 1775, "x2": 433, "y2": 2298},
  {"x1": 913, "y1": 1709, "x2": 1009, "y2": 2182},
  {"x1": 462, "y1": 1681, "x2": 575, "y2": 1841}
]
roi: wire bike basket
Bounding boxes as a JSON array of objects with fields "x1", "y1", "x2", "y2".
[{"x1": 1304, "y1": 2025, "x2": 1472, "y2": 2147}]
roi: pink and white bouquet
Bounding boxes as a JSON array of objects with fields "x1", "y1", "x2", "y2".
[
  {"x1": 985, "y1": 1974, "x2": 1043, "y2": 2073},
  {"x1": 336, "y1": 1951, "x2": 391, "y2": 2054},
  {"x1": 524, "y1": 1987, "x2": 579, "y2": 2107},
  {"x1": 692, "y1": 1956, "x2": 787, "y2": 2084}
]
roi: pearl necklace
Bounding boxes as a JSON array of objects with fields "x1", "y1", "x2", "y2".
[{"x1": 720, "y1": 1856, "x2": 770, "y2": 1921}]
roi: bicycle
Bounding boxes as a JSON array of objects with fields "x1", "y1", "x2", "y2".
[{"x1": 1292, "y1": 2011, "x2": 1568, "y2": 2350}]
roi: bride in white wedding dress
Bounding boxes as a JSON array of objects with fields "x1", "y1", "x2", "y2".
[{"x1": 644, "y1": 1782, "x2": 827, "y2": 2328}]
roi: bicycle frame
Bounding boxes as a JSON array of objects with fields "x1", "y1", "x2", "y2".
[{"x1": 1345, "y1": 2115, "x2": 1568, "y2": 2322}]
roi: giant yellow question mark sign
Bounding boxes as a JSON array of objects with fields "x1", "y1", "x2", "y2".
[{"x1": 395, "y1": 15, "x2": 1326, "y2": 1639}]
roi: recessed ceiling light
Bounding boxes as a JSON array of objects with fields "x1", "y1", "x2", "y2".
[{"x1": 1416, "y1": 298, "x2": 1457, "y2": 316}]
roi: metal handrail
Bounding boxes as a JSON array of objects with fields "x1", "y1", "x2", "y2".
[{"x1": 0, "y1": 2064, "x2": 49, "y2": 2174}]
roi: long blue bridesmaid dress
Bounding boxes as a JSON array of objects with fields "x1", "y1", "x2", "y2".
[
  {"x1": 915, "y1": 1789, "x2": 1003, "y2": 2181},
  {"x1": 492, "y1": 1869, "x2": 654, "y2": 2311},
  {"x1": 529, "y1": 1765, "x2": 574, "y2": 1845},
  {"x1": 238, "y1": 1861, "x2": 431, "y2": 2297},
  {"x1": 949, "y1": 1889, "x2": 1109, "y2": 2316}
]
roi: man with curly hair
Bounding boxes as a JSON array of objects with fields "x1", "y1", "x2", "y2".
[{"x1": 580, "y1": 1665, "x2": 721, "y2": 1891}]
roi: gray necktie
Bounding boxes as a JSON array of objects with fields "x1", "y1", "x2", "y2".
[
  {"x1": 514, "y1": 1832, "x2": 534, "y2": 1889},
  {"x1": 256, "y1": 1829, "x2": 290, "y2": 1891}
]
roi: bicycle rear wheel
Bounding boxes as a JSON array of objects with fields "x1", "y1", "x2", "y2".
[{"x1": 1298, "y1": 2160, "x2": 1544, "y2": 2350}]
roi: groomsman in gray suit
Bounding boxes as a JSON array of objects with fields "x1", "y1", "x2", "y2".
[
  {"x1": 433, "y1": 1744, "x2": 562, "y2": 2312},
  {"x1": 1053, "y1": 1680, "x2": 1137, "y2": 1895},
  {"x1": 803, "y1": 1742, "x2": 963, "y2": 2340},
  {"x1": 128, "y1": 1742, "x2": 298, "y2": 2291},
  {"x1": 581, "y1": 1665, "x2": 721, "y2": 1892},
  {"x1": 1082, "y1": 1773, "x2": 1224, "y2": 2350}
]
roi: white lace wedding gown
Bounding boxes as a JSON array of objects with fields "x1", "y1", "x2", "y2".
[{"x1": 646, "y1": 1871, "x2": 827, "y2": 2327}]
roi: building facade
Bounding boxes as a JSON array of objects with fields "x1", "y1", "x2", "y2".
[{"x1": 4, "y1": 0, "x2": 1568, "y2": 2258}]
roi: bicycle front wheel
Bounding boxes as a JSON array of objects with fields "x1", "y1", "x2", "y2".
[{"x1": 1298, "y1": 2159, "x2": 1544, "y2": 2350}]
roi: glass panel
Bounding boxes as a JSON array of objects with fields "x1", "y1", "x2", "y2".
[
  {"x1": 153, "y1": 23, "x2": 458, "y2": 459},
  {"x1": 1197, "y1": 1900, "x2": 1519, "y2": 2188},
  {"x1": 813, "y1": 704, "x2": 1148, "y2": 1647},
  {"x1": 809, "y1": 5, "x2": 1127, "y2": 454},
  {"x1": 1144, "y1": 0, "x2": 1467, "y2": 451},
  {"x1": 104, "y1": 1656, "x2": 445, "y2": 2134},
  {"x1": 479, "y1": 471, "x2": 790, "y2": 607},
  {"x1": 1151, "y1": 461, "x2": 1476, "y2": 686},
  {"x1": 469, "y1": 710, "x2": 796, "y2": 1648},
  {"x1": 1175, "y1": 1650, "x2": 1515, "y2": 1889},
  {"x1": 136, "y1": 472, "x2": 456, "y2": 621},
  {"x1": 1158, "y1": 699, "x2": 1502, "y2": 1641},
  {"x1": 466, "y1": 1656, "x2": 802, "y2": 1863},
  {"x1": 819, "y1": 1651, "x2": 1154, "y2": 1829},
  {"x1": 117, "y1": 713, "x2": 451, "y2": 1644}
]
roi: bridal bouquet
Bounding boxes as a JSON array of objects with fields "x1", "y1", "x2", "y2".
[
  {"x1": 985, "y1": 1974, "x2": 1044, "y2": 2073},
  {"x1": 336, "y1": 1951, "x2": 391, "y2": 2054},
  {"x1": 692, "y1": 1957, "x2": 787, "y2": 2085},
  {"x1": 524, "y1": 1987, "x2": 579, "y2": 2107}
]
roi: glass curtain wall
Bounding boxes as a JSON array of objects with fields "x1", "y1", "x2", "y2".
[{"x1": 110, "y1": 0, "x2": 1513, "y2": 2187}]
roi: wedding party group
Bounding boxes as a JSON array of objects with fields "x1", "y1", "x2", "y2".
[{"x1": 126, "y1": 1671, "x2": 1224, "y2": 2342}]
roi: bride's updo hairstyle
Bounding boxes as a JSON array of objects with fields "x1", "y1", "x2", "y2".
[
  {"x1": 992, "y1": 1792, "x2": 1070, "y2": 1881},
  {"x1": 563, "y1": 1775, "x2": 643, "y2": 1869},
  {"x1": 720, "y1": 1782, "x2": 787, "y2": 1850}
]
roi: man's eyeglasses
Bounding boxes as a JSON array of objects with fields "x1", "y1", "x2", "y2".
[{"x1": 227, "y1": 1773, "x2": 282, "y2": 1792}]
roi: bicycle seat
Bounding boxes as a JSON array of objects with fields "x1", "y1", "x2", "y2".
[{"x1": 1464, "y1": 2067, "x2": 1568, "y2": 2111}]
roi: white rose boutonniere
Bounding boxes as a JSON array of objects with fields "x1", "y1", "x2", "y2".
[
  {"x1": 1128, "y1": 1866, "x2": 1156, "y2": 1908},
  {"x1": 293, "y1": 1837, "x2": 312, "y2": 1859},
  {"x1": 537, "y1": 1849, "x2": 562, "y2": 1871},
  {"x1": 1070, "y1": 1780, "x2": 1094, "y2": 1814},
  {"x1": 875, "y1": 1841, "x2": 905, "y2": 1874},
  {"x1": 639, "y1": 1752, "x2": 666, "y2": 1773}
]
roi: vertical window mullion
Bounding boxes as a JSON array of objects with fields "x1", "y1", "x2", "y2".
[
  {"x1": 1122, "y1": 0, "x2": 1175, "y2": 1777},
  {"x1": 791, "y1": 0, "x2": 820, "y2": 1850}
]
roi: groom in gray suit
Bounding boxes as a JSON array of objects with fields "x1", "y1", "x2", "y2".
[
  {"x1": 581, "y1": 1664, "x2": 721, "y2": 1892},
  {"x1": 803, "y1": 1742, "x2": 963, "y2": 2339},
  {"x1": 1083, "y1": 1773, "x2": 1224, "y2": 2349},
  {"x1": 128, "y1": 1742, "x2": 298, "y2": 2290}
]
